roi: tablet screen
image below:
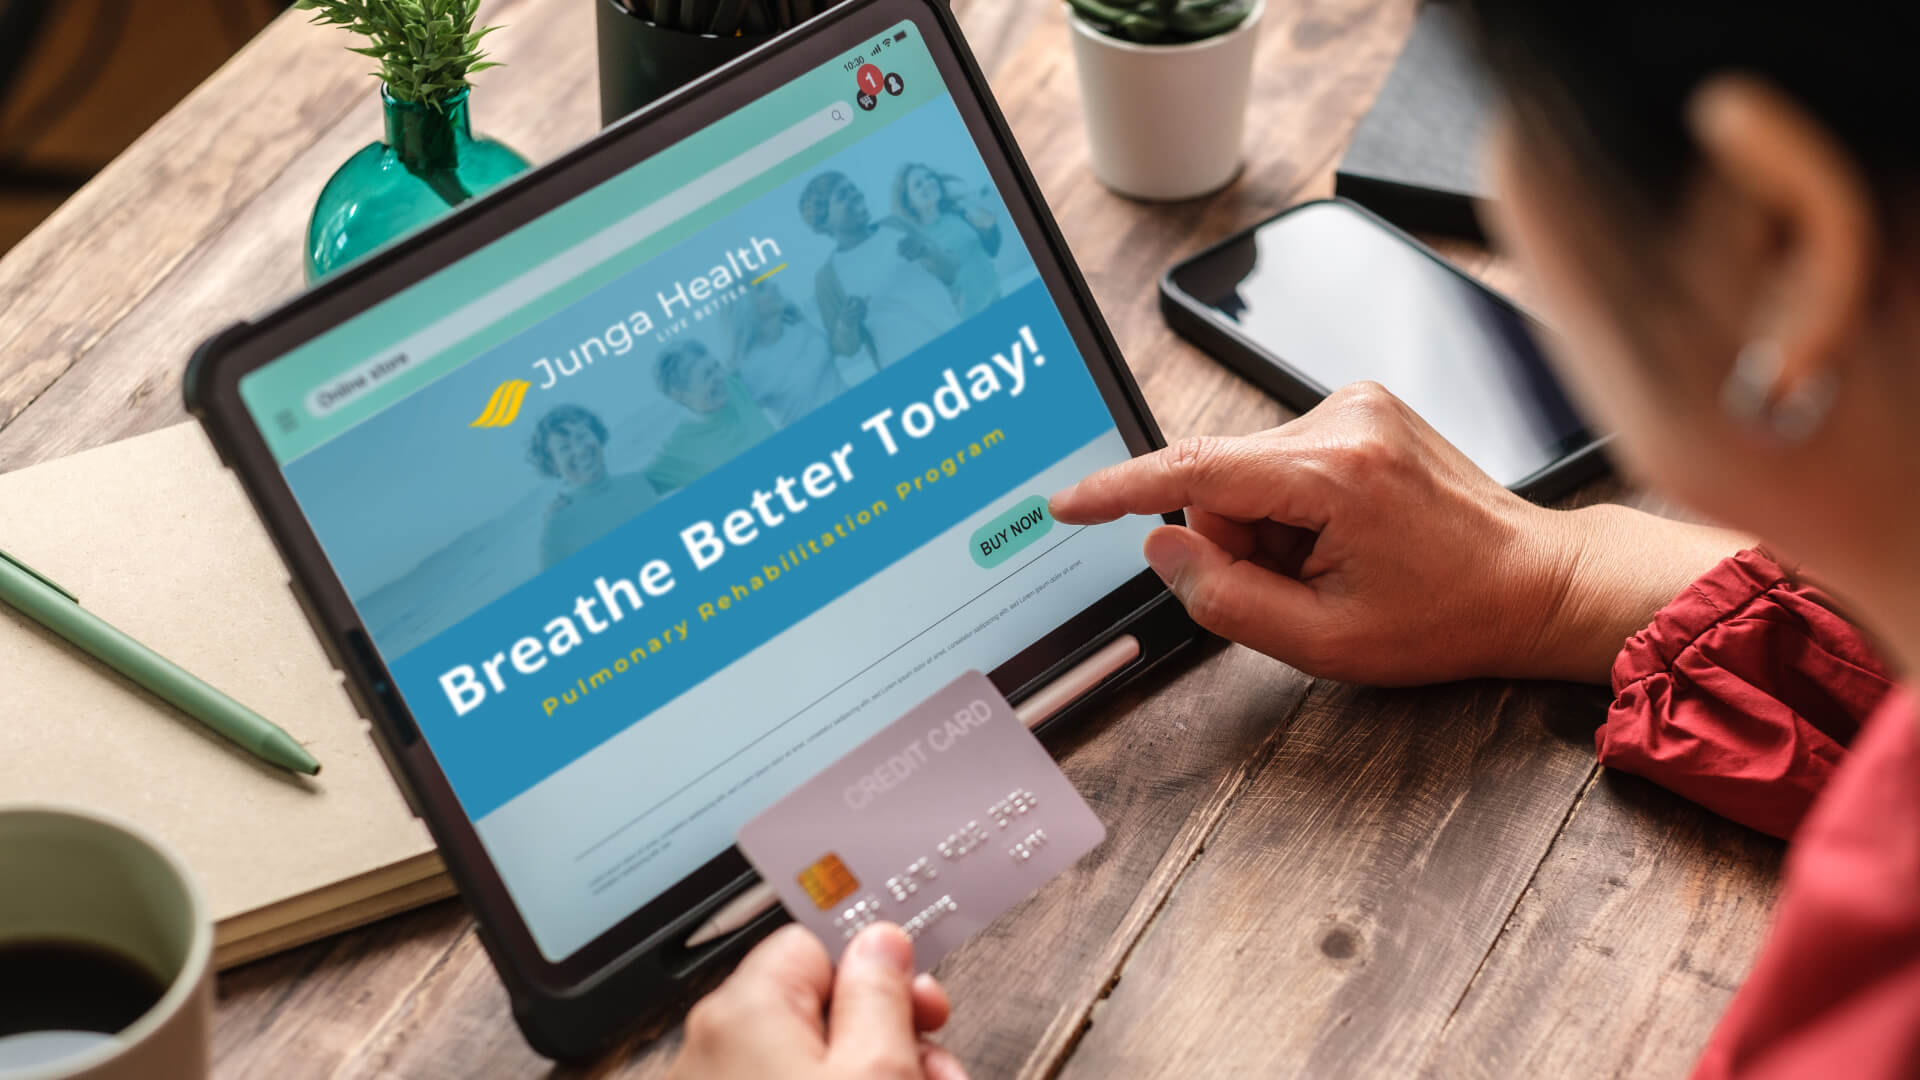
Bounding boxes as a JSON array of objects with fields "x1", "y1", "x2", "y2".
[{"x1": 236, "y1": 20, "x2": 1159, "y2": 961}]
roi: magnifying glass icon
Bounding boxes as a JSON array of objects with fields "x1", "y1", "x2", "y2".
[{"x1": 831, "y1": 107, "x2": 847, "y2": 123}]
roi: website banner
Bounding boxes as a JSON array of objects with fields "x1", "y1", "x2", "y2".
[{"x1": 388, "y1": 283, "x2": 1109, "y2": 819}]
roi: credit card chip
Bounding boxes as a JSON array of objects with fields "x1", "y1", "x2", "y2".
[{"x1": 797, "y1": 853, "x2": 859, "y2": 910}]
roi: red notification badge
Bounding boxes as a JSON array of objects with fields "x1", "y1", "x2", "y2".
[{"x1": 856, "y1": 64, "x2": 884, "y2": 97}]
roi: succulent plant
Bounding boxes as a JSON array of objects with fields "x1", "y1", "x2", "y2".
[{"x1": 1067, "y1": 0, "x2": 1255, "y2": 45}]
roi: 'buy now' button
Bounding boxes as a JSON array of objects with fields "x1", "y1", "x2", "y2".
[{"x1": 970, "y1": 495, "x2": 1054, "y2": 569}]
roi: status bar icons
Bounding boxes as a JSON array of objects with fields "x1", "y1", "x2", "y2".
[{"x1": 854, "y1": 63, "x2": 904, "y2": 112}]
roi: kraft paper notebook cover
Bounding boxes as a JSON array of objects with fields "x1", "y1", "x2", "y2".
[{"x1": 0, "y1": 422, "x2": 451, "y2": 968}]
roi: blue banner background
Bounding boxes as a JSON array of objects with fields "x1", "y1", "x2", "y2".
[{"x1": 386, "y1": 282, "x2": 1118, "y2": 819}]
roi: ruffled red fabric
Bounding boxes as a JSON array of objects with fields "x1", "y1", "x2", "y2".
[
  {"x1": 1691, "y1": 687, "x2": 1920, "y2": 1078},
  {"x1": 1600, "y1": 547, "x2": 1893, "y2": 839},
  {"x1": 1592, "y1": 546, "x2": 1920, "y2": 1077}
]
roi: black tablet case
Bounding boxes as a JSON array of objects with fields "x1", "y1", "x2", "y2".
[
  {"x1": 185, "y1": 0, "x2": 1204, "y2": 1059},
  {"x1": 1333, "y1": 2, "x2": 1493, "y2": 241}
]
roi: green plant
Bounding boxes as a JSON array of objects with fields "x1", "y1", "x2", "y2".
[
  {"x1": 1067, "y1": 0, "x2": 1253, "y2": 44},
  {"x1": 295, "y1": 0, "x2": 502, "y2": 110}
]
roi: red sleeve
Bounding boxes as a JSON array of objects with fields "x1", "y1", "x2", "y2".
[
  {"x1": 1597, "y1": 547, "x2": 1894, "y2": 839},
  {"x1": 1692, "y1": 688, "x2": 1920, "y2": 1079}
]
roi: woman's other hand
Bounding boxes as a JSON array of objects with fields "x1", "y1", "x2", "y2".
[
  {"x1": 830, "y1": 295, "x2": 870, "y2": 352},
  {"x1": 1052, "y1": 382, "x2": 1745, "y2": 685},
  {"x1": 665, "y1": 924, "x2": 968, "y2": 1080}
]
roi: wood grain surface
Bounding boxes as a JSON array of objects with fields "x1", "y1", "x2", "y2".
[{"x1": 0, "y1": 0, "x2": 1783, "y2": 1076}]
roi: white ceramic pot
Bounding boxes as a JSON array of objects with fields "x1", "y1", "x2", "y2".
[{"x1": 1067, "y1": 0, "x2": 1265, "y2": 201}]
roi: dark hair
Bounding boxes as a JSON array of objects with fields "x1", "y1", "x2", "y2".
[
  {"x1": 655, "y1": 340, "x2": 711, "y2": 397},
  {"x1": 1460, "y1": 4, "x2": 1920, "y2": 220},
  {"x1": 799, "y1": 171, "x2": 848, "y2": 233},
  {"x1": 526, "y1": 404, "x2": 607, "y2": 478}
]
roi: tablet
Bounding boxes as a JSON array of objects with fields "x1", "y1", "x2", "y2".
[{"x1": 186, "y1": 0, "x2": 1197, "y2": 1058}]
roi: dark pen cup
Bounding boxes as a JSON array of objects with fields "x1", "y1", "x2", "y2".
[{"x1": 596, "y1": 0, "x2": 774, "y2": 127}]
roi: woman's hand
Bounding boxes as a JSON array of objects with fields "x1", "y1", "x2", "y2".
[
  {"x1": 837, "y1": 295, "x2": 869, "y2": 332},
  {"x1": 895, "y1": 230, "x2": 959, "y2": 284},
  {"x1": 896, "y1": 230, "x2": 931, "y2": 262},
  {"x1": 830, "y1": 295, "x2": 870, "y2": 356},
  {"x1": 666, "y1": 924, "x2": 969, "y2": 1080},
  {"x1": 1051, "y1": 382, "x2": 1745, "y2": 685}
]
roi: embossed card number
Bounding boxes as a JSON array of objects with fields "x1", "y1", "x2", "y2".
[{"x1": 735, "y1": 670, "x2": 1106, "y2": 968}]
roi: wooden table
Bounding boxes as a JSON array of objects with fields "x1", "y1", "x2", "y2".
[{"x1": 0, "y1": 1, "x2": 1787, "y2": 1075}]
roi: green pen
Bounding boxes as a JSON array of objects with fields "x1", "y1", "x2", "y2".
[{"x1": 0, "y1": 547, "x2": 321, "y2": 776}]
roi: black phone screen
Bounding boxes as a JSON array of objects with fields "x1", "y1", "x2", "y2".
[{"x1": 1166, "y1": 201, "x2": 1592, "y2": 490}]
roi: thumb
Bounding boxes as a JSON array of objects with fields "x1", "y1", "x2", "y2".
[
  {"x1": 1144, "y1": 525, "x2": 1318, "y2": 653},
  {"x1": 826, "y1": 924, "x2": 922, "y2": 1074}
]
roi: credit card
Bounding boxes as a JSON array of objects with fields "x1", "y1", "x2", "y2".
[{"x1": 735, "y1": 670, "x2": 1105, "y2": 968}]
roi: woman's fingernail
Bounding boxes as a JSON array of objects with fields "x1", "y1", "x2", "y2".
[
  {"x1": 923, "y1": 1044, "x2": 968, "y2": 1080},
  {"x1": 849, "y1": 923, "x2": 913, "y2": 974},
  {"x1": 1142, "y1": 529, "x2": 1194, "y2": 587}
]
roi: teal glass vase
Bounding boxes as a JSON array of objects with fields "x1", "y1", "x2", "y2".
[{"x1": 305, "y1": 86, "x2": 530, "y2": 283}]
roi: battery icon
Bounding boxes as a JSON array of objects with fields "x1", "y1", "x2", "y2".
[{"x1": 893, "y1": 30, "x2": 909, "y2": 42}]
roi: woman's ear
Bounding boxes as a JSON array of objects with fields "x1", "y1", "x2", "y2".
[{"x1": 1686, "y1": 75, "x2": 1879, "y2": 394}]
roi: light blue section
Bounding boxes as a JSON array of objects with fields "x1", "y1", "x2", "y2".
[{"x1": 474, "y1": 431, "x2": 1156, "y2": 960}]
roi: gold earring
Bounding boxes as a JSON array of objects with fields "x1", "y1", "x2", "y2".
[{"x1": 1719, "y1": 341, "x2": 1838, "y2": 443}]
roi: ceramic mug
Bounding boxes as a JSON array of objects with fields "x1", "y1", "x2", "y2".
[{"x1": 0, "y1": 805, "x2": 213, "y2": 1080}]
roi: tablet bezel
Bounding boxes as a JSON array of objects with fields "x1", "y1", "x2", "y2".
[{"x1": 187, "y1": 0, "x2": 1190, "y2": 1053}]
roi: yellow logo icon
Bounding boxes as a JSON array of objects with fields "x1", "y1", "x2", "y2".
[{"x1": 470, "y1": 379, "x2": 532, "y2": 428}]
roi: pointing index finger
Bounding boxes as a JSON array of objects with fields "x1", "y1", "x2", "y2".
[{"x1": 1050, "y1": 436, "x2": 1285, "y2": 525}]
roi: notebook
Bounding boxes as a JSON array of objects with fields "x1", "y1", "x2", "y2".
[{"x1": 0, "y1": 422, "x2": 451, "y2": 968}]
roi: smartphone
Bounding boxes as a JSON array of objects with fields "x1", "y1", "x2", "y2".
[{"x1": 1159, "y1": 199, "x2": 1608, "y2": 501}]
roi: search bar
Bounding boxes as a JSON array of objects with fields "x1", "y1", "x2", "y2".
[{"x1": 309, "y1": 102, "x2": 855, "y2": 418}]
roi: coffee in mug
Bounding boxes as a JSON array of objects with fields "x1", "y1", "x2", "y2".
[{"x1": 0, "y1": 806, "x2": 213, "y2": 1080}]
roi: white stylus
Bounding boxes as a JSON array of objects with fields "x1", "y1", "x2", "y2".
[{"x1": 682, "y1": 633, "x2": 1143, "y2": 948}]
